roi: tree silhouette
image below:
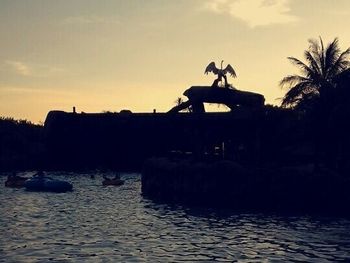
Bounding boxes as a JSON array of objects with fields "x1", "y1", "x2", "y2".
[
  {"x1": 174, "y1": 97, "x2": 184, "y2": 106},
  {"x1": 280, "y1": 37, "x2": 350, "y2": 110},
  {"x1": 174, "y1": 97, "x2": 192, "y2": 112},
  {"x1": 280, "y1": 37, "x2": 350, "y2": 169}
]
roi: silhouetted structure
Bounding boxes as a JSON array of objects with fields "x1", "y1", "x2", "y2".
[
  {"x1": 168, "y1": 86, "x2": 264, "y2": 113},
  {"x1": 141, "y1": 157, "x2": 350, "y2": 213},
  {"x1": 43, "y1": 79, "x2": 267, "y2": 170},
  {"x1": 44, "y1": 107, "x2": 265, "y2": 170},
  {"x1": 43, "y1": 90, "x2": 334, "y2": 172}
]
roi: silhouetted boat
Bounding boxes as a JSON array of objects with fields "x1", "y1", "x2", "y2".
[
  {"x1": 24, "y1": 176, "x2": 73, "y2": 192},
  {"x1": 5, "y1": 176, "x2": 28, "y2": 188},
  {"x1": 102, "y1": 178, "x2": 124, "y2": 186}
]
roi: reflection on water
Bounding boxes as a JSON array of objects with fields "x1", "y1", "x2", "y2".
[{"x1": 1, "y1": 172, "x2": 350, "y2": 262}]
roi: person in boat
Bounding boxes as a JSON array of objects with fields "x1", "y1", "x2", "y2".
[
  {"x1": 114, "y1": 173, "x2": 121, "y2": 180},
  {"x1": 102, "y1": 173, "x2": 121, "y2": 181},
  {"x1": 7, "y1": 171, "x2": 19, "y2": 181},
  {"x1": 5, "y1": 172, "x2": 26, "y2": 187},
  {"x1": 102, "y1": 174, "x2": 111, "y2": 181},
  {"x1": 7, "y1": 172, "x2": 15, "y2": 180},
  {"x1": 34, "y1": 170, "x2": 45, "y2": 178},
  {"x1": 102, "y1": 172, "x2": 124, "y2": 186}
]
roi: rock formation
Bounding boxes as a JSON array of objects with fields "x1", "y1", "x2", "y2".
[{"x1": 168, "y1": 86, "x2": 265, "y2": 113}]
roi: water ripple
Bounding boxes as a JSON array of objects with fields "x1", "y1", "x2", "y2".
[{"x1": 1, "y1": 172, "x2": 350, "y2": 262}]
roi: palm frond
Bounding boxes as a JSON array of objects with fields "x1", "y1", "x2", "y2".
[
  {"x1": 280, "y1": 75, "x2": 310, "y2": 89},
  {"x1": 287, "y1": 57, "x2": 318, "y2": 79},
  {"x1": 324, "y1": 38, "x2": 340, "y2": 75},
  {"x1": 308, "y1": 38, "x2": 323, "y2": 73},
  {"x1": 281, "y1": 82, "x2": 316, "y2": 107},
  {"x1": 319, "y1": 36, "x2": 325, "y2": 75},
  {"x1": 304, "y1": 51, "x2": 321, "y2": 75},
  {"x1": 328, "y1": 47, "x2": 350, "y2": 77}
]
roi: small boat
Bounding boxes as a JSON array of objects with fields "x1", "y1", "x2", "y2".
[
  {"x1": 102, "y1": 178, "x2": 124, "y2": 186},
  {"x1": 24, "y1": 176, "x2": 73, "y2": 193},
  {"x1": 5, "y1": 176, "x2": 28, "y2": 188}
]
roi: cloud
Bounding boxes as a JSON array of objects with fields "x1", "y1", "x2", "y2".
[
  {"x1": 204, "y1": 0, "x2": 228, "y2": 13},
  {"x1": 325, "y1": 9, "x2": 350, "y2": 16},
  {"x1": 62, "y1": 15, "x2": 121, "y2": 25},
  {"x1": 0, "y1": 86, "x2": 73, "y2": 96},
  {"x1": 6, "y1": 60, "x2": 32, "y2": 76},
  {"x1": 204, "y1": 0, "x2": 299, "y2": 28},
  {"x1": 5, "y1": 60, "x2": 65, "y2": 77}
]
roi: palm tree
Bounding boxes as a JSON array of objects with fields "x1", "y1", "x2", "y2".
[
  {"x1": 280, "y1": 37, "x2": 350, "y2": 169},
  {"x1": 280, "y1": 37, "x2": 350, "y2": 110}
]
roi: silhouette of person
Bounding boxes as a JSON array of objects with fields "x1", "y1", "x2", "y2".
[
  {"x1": 103, "y1": 174, "x2": 111, "y2": 181},
  {"x1": 8, "y1": 172, "x2": 17, "y2": 180},
  {"x1": 34, "y1": 171, "x2": 44, "y2": 179},
  {"x1": 103, "y1": 173, "x2": 121, "y2": 181}
]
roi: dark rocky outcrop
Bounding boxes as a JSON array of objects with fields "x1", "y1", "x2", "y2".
[
  {"x1": 142, "y1": 158, "x2": 350, "y2": 213},
  {"x1": 168, "y1": 86, "x2": 265, "y2": 113}
]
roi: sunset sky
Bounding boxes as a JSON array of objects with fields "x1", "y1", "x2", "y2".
[{"x1": 1, "y1": 0, "x2": 350, "y2": 123}]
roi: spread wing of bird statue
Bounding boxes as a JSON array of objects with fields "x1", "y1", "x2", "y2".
[
  {"x1": 204, "y1": 62, "x2": 220, "y2": 75},
  {"x1": 223, "y1": 64, "x2": 237, "y2": 78},
  {"x1": 204, "y1": 60, "x2": 237, "y2": 88}
]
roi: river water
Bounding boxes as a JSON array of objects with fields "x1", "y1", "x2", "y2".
[{"x1": 1, "y1": 172, "x2": 350, "y2": 262}]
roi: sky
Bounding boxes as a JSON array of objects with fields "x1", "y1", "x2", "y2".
[{"x1": 1, "y1": 0, "x2": 350, "y2": 123}]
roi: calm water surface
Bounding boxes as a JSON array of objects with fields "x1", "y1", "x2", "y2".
[{"x1": 1, "y1": 172, "x2": 350, "y2": 262}]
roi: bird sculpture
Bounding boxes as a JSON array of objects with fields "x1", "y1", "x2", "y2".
[{"x1": 205, "y1": 60, "x2": 237, "y2": 88}]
